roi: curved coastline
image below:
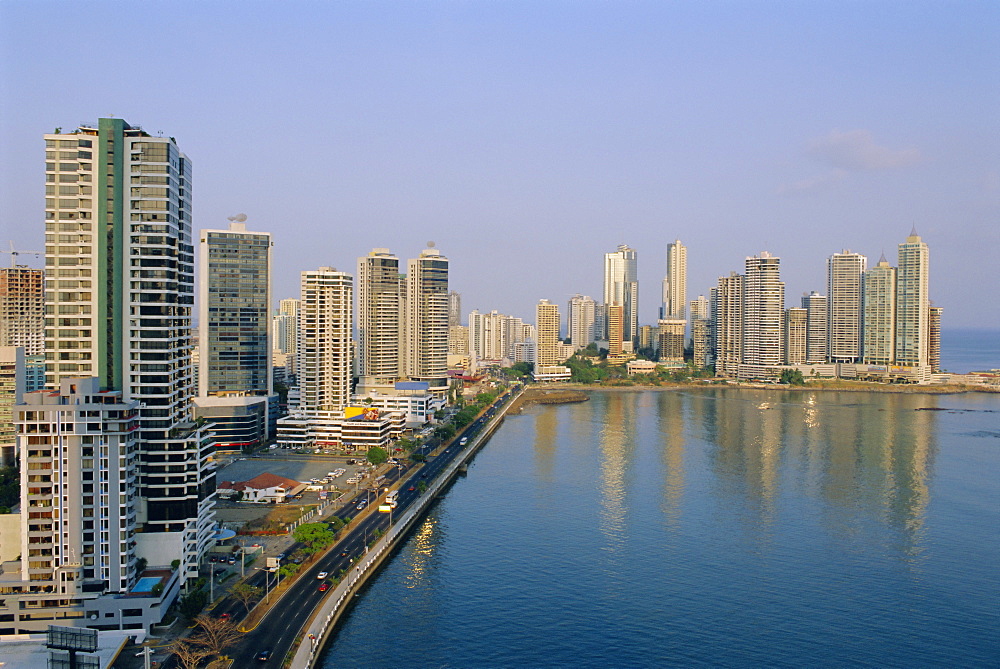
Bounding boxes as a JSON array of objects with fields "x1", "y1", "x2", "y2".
[{"x1": 533, "y1": 381, "x2": 998, "y2": 395}]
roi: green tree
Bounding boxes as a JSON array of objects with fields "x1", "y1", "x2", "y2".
[
  {"x1": 178, "y1": 589, "x2": 209, "y2": 619},
  {"x1": 366, "y1": 445, "x2": 388, "y2": 466},
  {"x1": 474, "y1": 391, "x2": 496, "y2": 406},
  {"x1": 780, "y1": 369, "x2": 806, "y2": 385},
  {"x1": 434, "y1": 424, "x2": 455, "y2": 441},
  {"x1": 293, "y1": 522, "x2": 336, "y2": 553},
  {"x1": 513, "y1": 361, "x2": 534, "y2": 376},
  {"x1": 0, "y1": 466, "x2": 20, "y2": 511},
  {"x1": 279, "y1": 563, "x2": 300, "y2": 579},
  {"x1": 417, "y1": 481, "x2": 428, "y2": 494}
]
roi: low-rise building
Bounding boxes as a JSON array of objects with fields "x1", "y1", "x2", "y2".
[{"x1": 217, "y1": 473, "x2": 306, "y2": 503}]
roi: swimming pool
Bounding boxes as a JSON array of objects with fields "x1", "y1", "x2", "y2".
[{"x1": 132, "y1": 576, "x2": 161, "y2": 592}]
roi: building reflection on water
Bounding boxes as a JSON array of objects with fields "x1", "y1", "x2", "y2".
[
  {"x1": 656, "y1": 392, "x2": 685, "y2": 529},
  {"x1": 597, "y1": 392, "x2": 632, "y2": 552},
  {"x1": 701, "y1": 389, "x2": 935, "y2": 558}
]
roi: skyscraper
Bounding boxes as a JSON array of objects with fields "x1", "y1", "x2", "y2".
[
  {"x1": 405, "y1": 246, "x2": 449, "y2": 392},
  {"x1": 801, "y1": 291, "x2": 828, "y2": 364},
  {"x1": 740, "y1": 252, "x2": 785, "y2": 378},
  {"x1": 661, "y1": 239, "x2": 687, "y2": 320},
  {"x1": 448, "y1": 290, "x2": 462, "y2": 327},
  {"x1": 272, "y1": 298, "x2": 300, "y2": 383},
  {"x1": 895, "y1": 229, "x2": 930, "y2": 368},
  {"x1": 298, "y1": 267, "x2": 353, "y2": 414},
  {"x1": 827, "y1": 250, "x2": 866, "y2": 363},
  {"x1": 713, "y1": 272, "x2": 744, "y2": 377},
  {"x1": 785, "y1": 307, "x2": 807, "y2": 364},
  {"x1": 535, "y1": 299, "x2": 561, "y2": 368},
  {"x1": 929, "y1": 306, "x2": 942, "y2": 373},
  {"x1": 357, "y1": 249, "x2": 402, "y2": 388},
  {"x1": 13, "y1": 119, "x2": 213, "y2": 628},
  {"x1": 0, "y1": 266, "x2": 44, "y2": 392},
  {"x1": 603, "y1": 244, "x2": 638, "y2": 346},
  {"x1": 567, "y1": 294, "x2": 597, "y2": 349},
  {"x1": 862, "y1": 255, "x2": 896, "y2": 365},
  {"x1": 198, "y1": 218, "x2": 272, "y2": 397}
]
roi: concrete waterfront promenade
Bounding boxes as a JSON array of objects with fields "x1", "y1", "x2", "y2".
[{"x1": 290, "y1": 386, "x2": 522, "y2": 669}]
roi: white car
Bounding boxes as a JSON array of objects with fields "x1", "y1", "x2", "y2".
[
  {"x1": 317, "y1": 571, "x2": 328, "y2": 580},
  {"x1": 356, "y1": 500, "x2": 367, "y2": 510}
]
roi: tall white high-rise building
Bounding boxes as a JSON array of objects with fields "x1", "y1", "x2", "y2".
[
  {"x1": 357, "y1": 249, "x2": 402, "y2": 387},
  {"x1": 272, "y1": 297, "x2": 300, "y2": 382},
  {"x1": 863, "y1": 255, "x2": 896, "y2": 365},
  {"x1": 198, "y1": 218, "x2": 272, "y2": 397},
  {"x1": 603, "y1": 244, "x2": 638, "y2": 345},
  {"x1": 10, "y1": 119, "x2": 214, "y2": 629},
  {"x1": 467, "y1": 310, "x2": 506, "y2": 361},
  {"x1": 405, "y1": 247, "x2": 449, "y2": 392},
  {"x1": 713, "y1": 272, "x2": 744, "y2": 377},
  {"x1": 535, "y1": 299, "x2": 561, "y2": 367},
  {"x1": 740, "y1": 252, "x2": 785, "y2": 378},
  {"x1": 785, "y1": 307, "x2": 808, "y2": 364},
  {"x1": 298, "y1": 268, "x2": 353, "y2": 415},
  {"x1": 567, "y1": 294, "x2": 597, "y2": 349},
  {"x1": 895, "y1": 229, "x2": 930, "y2": 368},
  {"x1": 801, "y1": 291, "x2": 828, "y2": 364},
  {"x1": 661, "y1": 239, "x2": 687, "y2": 320},
  {"x1": 10, "y1": 377, "x2": 157, "y2": 631},
  {"x1": 689, "y1": 295, "x2": 709, "y2": 322},
  {"x1": 827, "y1": 250, "x2": 866, "y2": 363}
]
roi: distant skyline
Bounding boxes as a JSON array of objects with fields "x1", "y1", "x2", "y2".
[{"x1": 2, "y1": 1, "x2": 998, "y2": 329}]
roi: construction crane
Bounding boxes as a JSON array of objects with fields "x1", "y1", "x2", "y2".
[{"x1": 4, "y1": 241, "x2": 43, "y2": 268}]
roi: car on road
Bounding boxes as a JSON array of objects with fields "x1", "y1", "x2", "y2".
[
  {"x1": 318, "y1": 582, "x2": 329, "y2": 592},
  {"x1": 356, "y1": 501, "x2": 367, "y2": 510},
  {"x1": 256, "y1": 649, "x2": 272, "y2": 661},
  {"x1": 317, "y1": 571, "x2": 328, "y2": 580},
  {"x1": 408, "y1": 485, "x2": 415, "y2": 491},
  {"x1": 219, "y1": 612, "x2": 231, "y2": 621}
]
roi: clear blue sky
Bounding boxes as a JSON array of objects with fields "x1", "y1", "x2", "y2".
[{"x1": 2, "y1": 1, "x2": 997, "y2": 329}]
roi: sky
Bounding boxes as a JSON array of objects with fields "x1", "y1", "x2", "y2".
[{"x1": 1, "y1": 1, "x2": 998, "y2": 329}]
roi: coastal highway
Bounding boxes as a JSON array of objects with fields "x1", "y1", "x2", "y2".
[{"x1": 180, "y1": 387, "x2": 518, "y2": 667}]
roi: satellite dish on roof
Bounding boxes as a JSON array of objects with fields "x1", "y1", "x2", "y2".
[
  {"x1": 227, "y1": 213, "x2": 248, "y2": 222},
  {"x1": 427, "y1": 241, "x2": 436, "y2": 248}
]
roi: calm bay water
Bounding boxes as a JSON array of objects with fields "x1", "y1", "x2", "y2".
[
  {"x1": 941, "y1": 328, "x2": 1000, "y2": 374},
  {"x1": 321, "y1": 389, "x2": 1000, "y2": 668}
]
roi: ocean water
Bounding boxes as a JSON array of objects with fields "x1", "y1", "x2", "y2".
[
  {"x1": 320, "y1": 389, "x2": 1000, "y2": 667},
  {"x1": 940, "y1": 328, "x2": 1000, "y2": 373}
]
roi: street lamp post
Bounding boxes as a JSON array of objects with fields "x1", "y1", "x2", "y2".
[{"x1": 255, "y1": 567, "x2": 273, "y2": 604}]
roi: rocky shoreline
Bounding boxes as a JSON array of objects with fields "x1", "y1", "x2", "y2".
[{"x1": 508, "y1": 388, "x2": 590, "y2": 413}]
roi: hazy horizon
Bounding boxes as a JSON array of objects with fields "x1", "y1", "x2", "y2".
[{"x1": 2, "y1": 1, "x2": 997, "y2": 328}]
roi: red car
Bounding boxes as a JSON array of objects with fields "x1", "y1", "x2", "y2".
[
  {"x1": 219, "y1": 613, "x2": 231, "y2": 621},
  {"x1": 318, "y1": 582, "x2": 329, "y2": 592}
]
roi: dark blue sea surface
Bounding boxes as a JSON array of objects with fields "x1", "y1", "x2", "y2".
[{"x1": 320, "y1": 389, "x2": 1000, "y2": 668}]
